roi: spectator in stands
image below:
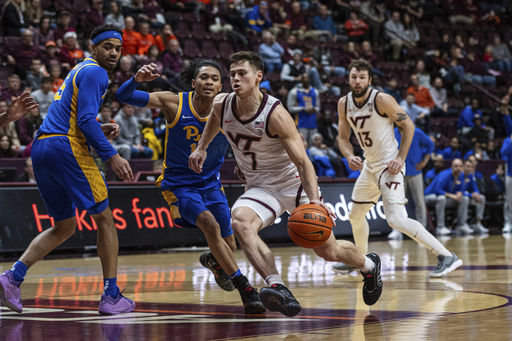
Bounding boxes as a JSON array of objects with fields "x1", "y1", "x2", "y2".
[
  {"x1": 287, "y1": 73, "x2": 320, "y2": 146},
  {"x1": 59, "y1": 31, "x2": 84, "y2": 69},
  {"x1": 16, "y1": 107, "x2": 42, "y2": 147},
  {"x1": 25, "y1": 59, "x2": 45, "y2": 91},
  {"x1": 392, "y1": 124, "x2": 434, "y2": 239},
  {"x1": 437, "y1": 33, "x2": 452, "y2": 57},
  {"x1": 309, "y1": 63, "x2": 342, "y2": 96},
  {"x1": 33, "y1": 16, "x2": 54, "y2": 48},
  {"x1": 206, "y1": 0, "x2": 233, "y2": 33},
  {"x1": 384, "y1": 11, "x2": 407, "y2": 61},
  {"x1": 383, "y1": 77, "x2": 402, "y2": 103},
  {"x1": 443, "y1": 136, "x2": 462, "y2": 160},
  {"x1": 245, "y1": 1, "x2": 272, "y2": 35},
  {"x1": 54, "y1": 11, "x2": 73, "y2": 46},
  {"x1": 462, "y1": 159, "x2": 488, "y2": 233},
  {"x1": 161, "y1": 0, "x2": 198, "y2": 13},
  {"x1": 268, "y1": 0, "x2": 290, "y2": 38},
  {"x1": 312, "y1": 4, "x2": 338, "y2": 42},
  {"x1": 359, "y1": 0, "x2": 385, "y2": 46},
  {"x1": 443, "y1": 0, "x2": 473, "y2": 25},
  {"x1": 414, "y1": 60, "x2": 431, "y2": 89},
  {"x1": 137, "y1": 21, "x2": 157, "y2": 58},
  {"x1": 430, "y1": 77, "x2": 449, "y2": 117},
  {"x1": 3, "y1": 29, "x2": 42, "y2": 78},
  {"x1": 400, "y1": 93, "x2": 430, "y2": 133},
  {"x1": 17, "y1": 157, "x2": 36, "y2": 182},
  {"x1": 487, "y1": 140, "x2": 500, "y2": 159},
  {"x1": 122, "y1": 0, "x2": 147, "y2": 21},
  {"x1": 258, "y1": 30, "x2": 284, "y2": 73},
  {"x1": 489, "y1": 163, "x2": 505, "y2": 198},
  {"x1": 286, "y1": 1, "x2": 313, "y2": 41},
  {"x1": 402, "y1": 13, "x2": 420, "y2": 48},
  {"x1": 114, "y1": 56, "x2": 136, "y2": 85},
  {"x1": 0, "y1": 134, "x2": 19, "y2": 158},
  {"x1": 0, "y1": 74, "x2": 23, "y2": 104},
  {"x1": 140, "y1": 45, "x2": 164, "y2": 77},
  {"x1": 467, "y1": 114, "x2": 490, "y2": 145},
  {"x1": 280, "y1": 49, "x2": 306, "y2": 87},
  {"x1": 308, "y1": 133, "x2": 341, "y2": 177},
  {"x1": 41, "y1": 41, "x2": 60, "y2": 70},
  {"x1": 407, "y1": 74, "x2": 435, "y2": 112},
  {"x1": 85, "y1": 0, "x2": 105, "y2": 37},
  {"x1": 344, "y1": 11, "x2": 370, "y2": 44},
  {"x1": 463, "y1": 51, "x2": 497, "y2": 87},
  {"x1": 280, "y1": 34, "x2": 298, "y2": 63},
  {"x1": 105, "y1": 1, "x2": 125, "y2": 29},
  {"x1": 155, "y1": 24, "x2": 177, "y2": 53},
  {"x1": 501, "y1": 134, "x2": 512, "y2": 233},
  {"x1": 491, "y1": 35, "x2": 512, "y2": 72},
  {"x1": 334, "y1": 0, "x2": 356, "y2": 23},
  {"x1": 160, "y1": 39, "x2": 183, "y2": 84},
  {"x1": 114, "y1": 104, "x2": 153, "y2": 159},
  {"x1": 49, "y1": 64, "x2": 64, "y2": 94},
  {"x1": 122, "y1": 16, "x2": 142, "y2": 55},
  {"x1": 404, "y1": 0, "x2": 423, "y2": 19},
  {"x1": 317, "y1": 110, "x2": 338, "y2": 148},
  {"x1": 0, "y1": 100, "x2": 21, "y2": 154},
  {"x1": 361, "y1": 40, "x2": 382, "y2": 76},
  {"x1": 142, "y1": 0, "x2": 166, "y2": 28},
  {"x1": 1, "y1": 0, "x2": 29, "y2": 37},
  {"x1": 96, "y1": 104, "x2": 131, "y2": 160},
  {"x1": 425, "y1": 158, "x2": 471, "y2": 235},
  {"x1": 31, "y1": 77, "x2": 54, "y2": 119},
  {"x1": 425, "y1": 154, "x2": 445, "y2": 187},
  {"x1": 25, "y1": 0, "x2": 42, "y2": 26},
  {"x1": 340, "y1": 41, "x2": 360, "y2": 69},
  {"x1": 458, "y1": 98, "x2": 484, "y2": 134}
]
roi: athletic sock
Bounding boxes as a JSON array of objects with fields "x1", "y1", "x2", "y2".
[
  {"x1": 360, "y1": 256, "x2": 375, "y2": 274},
  {"x1": 11, "y1": 261, "x2": 28, "y2": 283},
  {"x1": 229, "y1": 269, "x2": 242, "y2": 279},
  {"x1": 265, "y1": 274, "x2": 285, "y2": 287},
  {"x1": 103, "y1": 277, "x2": 119, "y2": 298}
]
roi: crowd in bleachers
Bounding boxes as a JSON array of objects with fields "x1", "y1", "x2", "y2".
[{"x1": 1, "y1": 0, "x2": 512, "y2": 231}]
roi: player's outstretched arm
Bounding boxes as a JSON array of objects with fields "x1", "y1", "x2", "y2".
[
  {"x1": 269, "y1": 105, "x2": 336, "y2": 223},
  {"x1": 377, "y1": 92, "x2": 416, "y2": 175},
  {"x1": 188, "y1": 93, "x2": 227, "y2": 173},
  {"x1": 337, "y1": 96, "x2": 363, "y2": 171},
  {"x1": 0, "y1": 92, "x2": 39, "y2": 128}
]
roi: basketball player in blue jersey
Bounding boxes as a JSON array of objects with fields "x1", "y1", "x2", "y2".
[
  {"x1": 116, "y1": 59, "x2": 265, "y2": 314},
  {"x1": 0, "y1": 92, "x2": 39, "y2": 128},
  {"x1": 0, "y1": 25, "x2": 136, "y2": 315}
]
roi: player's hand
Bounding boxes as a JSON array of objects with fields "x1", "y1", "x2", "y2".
[
  {"x1": 109, "y1": 153, "x2": 134, "y2": 182},
  {"x1": 4, "y1": 92, "x2": 39, "y2": 124},
  {"x1": 348, "y1": 156, "x2": 363, "y2": 171},
  {"x1": 101, "y1": 123, "x2": 119, "y2": 138},
  {"x1": 310, "y1": 199, "x2": 336, "y2": 227},
  {"x1": 134, "y1": 63, "x2": 161, "y2": 83},
  {"x1": 473, "y1": 192, "x2": 482, "y2": 203},
  {"x1": 387, "y1": 156, "x2": 404, "y2": 175},
  {"x1": 189, "y1": 149, "x2": 207, "y2": 173},
  {"x1": 234, "y1": 164, "x2": 246, "y2": 182}
]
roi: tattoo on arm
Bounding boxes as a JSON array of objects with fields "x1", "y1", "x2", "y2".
[{"x1": 395, "y1": 113, "x2": 408, "y2": 122}]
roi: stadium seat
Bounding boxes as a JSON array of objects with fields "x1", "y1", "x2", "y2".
[{"x1": 182, "y1": 38, "x2": 202, "y2": 58}]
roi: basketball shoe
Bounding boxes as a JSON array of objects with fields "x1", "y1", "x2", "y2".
[
  {"x1": 429, "y1": 252, "x2": 463, "y2": 278},
  {"x1": 361, "y1": 253, "x2": 383, "y2": 306},
  {"x1": 199, "y1": 252, "x2": 235, "y2": 291},
  {"x1": 260, "y1": 284, "x2": 302, "y2": 317},
  {"x1": 98, "y1": 291, "x2": 136, "y2": 315},
  {"x1": 0, "y1": 271, "x2": 22, "y2": 313},
  {"x1": 331, "y1": 263, "x2": 356, "y2": 273},
  {"x1": 232, "y1": 275, "x2": 266, "y2": 314}
]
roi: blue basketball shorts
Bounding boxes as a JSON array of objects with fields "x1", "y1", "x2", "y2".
[
  {"x1": 162, "y1": 182, "x2": 232, "y2": 238},
  {"x1": 32, "y1": 135, "x2": 109, "y2": 222}
]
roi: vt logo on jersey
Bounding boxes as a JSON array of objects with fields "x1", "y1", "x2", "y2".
[
  {"x1": 227, "y1": 132, "x2": 261, "y2": 151},
  {"x1": 183, "y1": 125, "x2": 201, "y2": 142},
  {"x1": 385, "y1": 182, "x2": 400, "y2": 190},
  {"x1": 349, "y1": 115, "x2": 372, "y2": 129}
]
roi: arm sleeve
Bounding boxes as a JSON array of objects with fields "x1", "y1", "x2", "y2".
[
  {"x1": 116, "y1": 77, "x2": 150, "y2": 107},
  {"x1": 280, "y1": 64, "x2": 295, "y2": 82},
  {"x1": 75, "y1": 67, "x2": 118, "y2": 161},
  {"x1": 287, "y1": 89, "x2": 304, "y2": 114}
]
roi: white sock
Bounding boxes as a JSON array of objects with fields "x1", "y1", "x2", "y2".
[
  {"x1": 265, "y1": 274, "x2": 285, "y2": 286},
  {"x1": 360, "y1": 256, "x2": 375, "y2": 274}
]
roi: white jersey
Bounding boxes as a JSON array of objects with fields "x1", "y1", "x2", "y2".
[
  {"x1": 220, "y1": 93, "x2": 299, "y2": 186},
  {"x1": 346, "y1": 89, "x2": 398, "y2": 169}
]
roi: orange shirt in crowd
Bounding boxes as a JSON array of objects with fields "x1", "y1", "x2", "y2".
[
  {"x1": 122, "y1": 29, "x2": 142, "y2": 55},
  {"x1": 155, "y1": 34, "x2": 177, "y2": 53},
  {"x1": 406, "y1": 85, "x2": 434, "y2": 108},
  {"x1": 52, "y1": 78, "x2": 64, "y2": 93},
  {"x1": 138, "y1": 33, "x2": 157, "y2": 56}
]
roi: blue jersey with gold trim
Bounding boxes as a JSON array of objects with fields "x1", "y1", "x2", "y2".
[
  {"x1": 160, "y1": 91, "x2": 228, "y2": 187},
  {"x1": 37, "y1": 58, "x2": 116, "y2": 161}
]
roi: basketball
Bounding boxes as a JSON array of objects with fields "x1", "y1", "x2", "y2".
[{"x1": 287, "y1": 204, "x2": 333, "y2": 249}]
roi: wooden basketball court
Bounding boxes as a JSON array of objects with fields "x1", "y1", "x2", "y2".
[{"x1": 1, "y1": 234, "x2": 511, "y2": 340}]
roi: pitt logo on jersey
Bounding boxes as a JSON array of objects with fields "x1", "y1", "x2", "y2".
[{"x1": 183, "y1": 125, "x2": 201, "y2": 142}]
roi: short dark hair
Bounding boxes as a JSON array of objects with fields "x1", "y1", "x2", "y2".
[
  {"x1": 42, "y1": 77, "x2": 52, "y2": 84},
  {"x1": 180, "y1": 58, "x2": 222, "y2": 91},
  {"x1": 90, "y1": 24, "x2": 123, "y2": 42},
  {"x1": 348, "y1": 58, "x2": 373, "y2": 78},
  {"x1": 229, "y1": 51, "x2": 264, "y2": 73}
]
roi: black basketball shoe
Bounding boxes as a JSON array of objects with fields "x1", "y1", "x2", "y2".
[
  {"x1": 232, "y1": 275, "x2": 266, "y2": 314},
  {"x1": 199, "y1": 252, "x2": 235, "y2": 291},
  {"x1": 361, "y1": 253, "x2": 383, "y2": 306},
  {"x1": 260, "y1": 284, "x2": 302, "y2": 317}
]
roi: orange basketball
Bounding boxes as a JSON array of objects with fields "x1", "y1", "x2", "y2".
[{"x1": 287, "y1": 204, "x2": 333, "y2": 249}]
